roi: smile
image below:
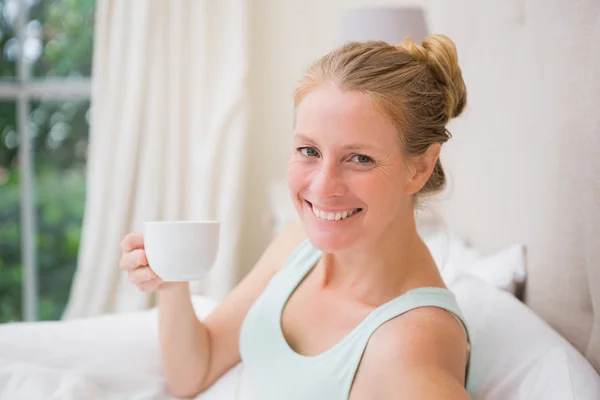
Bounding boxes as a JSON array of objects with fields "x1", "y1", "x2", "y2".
[{"x1": 307, "y1": 201, "x2": 362, "y2": 221}]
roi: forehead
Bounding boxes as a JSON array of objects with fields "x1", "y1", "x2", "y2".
[{"x1": 294, "y1": 85, "x2": 399, "y2": 146}]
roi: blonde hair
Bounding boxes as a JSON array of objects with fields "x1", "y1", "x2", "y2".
[{"x1": 294, "y1": 34, "x2": 467, "y2": 196}]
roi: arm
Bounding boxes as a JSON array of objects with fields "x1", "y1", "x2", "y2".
[
  {"x1": 121, "y1": 218, "x2": 306, "y2": 398},
  {"x1": 350, "y1": 307, "x2": 471, "y2": 400}
]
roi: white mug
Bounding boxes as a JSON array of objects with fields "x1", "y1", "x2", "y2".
[{"x1": 143, "y1": 221, "x2": 220, "y2": 281}]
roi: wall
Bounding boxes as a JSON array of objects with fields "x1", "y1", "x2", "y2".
[{"x1": 435, "y1": 0, "x2": 600, "y2": 368}]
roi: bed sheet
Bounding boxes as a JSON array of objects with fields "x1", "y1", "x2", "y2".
[{"x1": 0, "y1": 296, "x2": 243, "y2": 400}]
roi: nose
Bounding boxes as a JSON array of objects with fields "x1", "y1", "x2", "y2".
[{"x1": 310, "y1": 161, "x2": 346, "y2": 198}]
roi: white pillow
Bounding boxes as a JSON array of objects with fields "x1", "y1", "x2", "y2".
[
  {"x1": 422, "y1": 230, "x2": 526, "y2": 295},
  {"x1": 451, "y1": 275, "x2": 600, "y2": 400}
]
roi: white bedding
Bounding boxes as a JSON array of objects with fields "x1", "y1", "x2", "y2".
[{"x1": 0, "y1": 297, "x2": 244, "y2": 400}]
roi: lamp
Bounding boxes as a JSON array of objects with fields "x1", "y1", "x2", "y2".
[{"x1": 339, "y1": 7, "x2": 429, "y2": 45}]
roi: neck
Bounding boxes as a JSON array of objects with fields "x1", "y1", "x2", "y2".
[{"x1": 318, "y1": 214, "x2": 437, "y2": 306}]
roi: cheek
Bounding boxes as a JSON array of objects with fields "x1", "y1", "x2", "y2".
[
  {"x1": 354, "y1": 176, "x2": 393, "y2": 207},
  {"x1": 349, "y1": 174, "x2": 380, "y2": 197},
  {"x1": 352, "y1": 167, "x2": 406, "y2": 210},
  {"x1": 287, "y1": 158, "x2": 311, "y2": 195}
]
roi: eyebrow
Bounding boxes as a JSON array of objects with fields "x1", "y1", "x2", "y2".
[{"x1": 294, "y1": 133, "x2": 378, "y2": 151}]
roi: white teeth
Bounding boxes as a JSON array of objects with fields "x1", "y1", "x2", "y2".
[{"x1": 311, "y1": 204, "x2": 358, "y2": 221}]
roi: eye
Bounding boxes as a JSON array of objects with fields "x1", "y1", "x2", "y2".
[
  {"x1": 298, "y1": 147, "x2": 319, "y2": 157},
  {"x1": 352, "y1": 154, "x2": 373, "y2": 164}
]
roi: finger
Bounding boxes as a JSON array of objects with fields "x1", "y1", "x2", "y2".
[
  {"x1": 120, "y1": 232, "x2": 144, "y2": 253},
  {"x1": 137, "y1": 277, "x2": 163, "y2": 292},
  {"x1": 119, "y1": 249, "x2": 148, "y2": 271},
  {"x1": 128, "y1": 266, "x2": 158, "y2": 284}
]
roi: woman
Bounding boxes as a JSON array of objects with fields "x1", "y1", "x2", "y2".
[{"x1": 120, "y1": 34, "x2": 471, "y2": 399}]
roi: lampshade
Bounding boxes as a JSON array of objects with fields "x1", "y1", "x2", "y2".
[{"x1": 339, "y1": 7, "x2": 429, "y2": 46}]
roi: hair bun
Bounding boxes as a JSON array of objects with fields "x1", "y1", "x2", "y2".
[{"x1": 398, "y1": 34, "x2": 467, "y2": 120}]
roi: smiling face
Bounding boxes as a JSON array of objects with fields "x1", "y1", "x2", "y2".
[{"x1": 287, "y1": 85, "x2": 417, "y2": 252}]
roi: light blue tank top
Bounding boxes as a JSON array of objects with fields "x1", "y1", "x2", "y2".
[{"x1": 239, "y1": 239, "x2": 471, "y2": 399}]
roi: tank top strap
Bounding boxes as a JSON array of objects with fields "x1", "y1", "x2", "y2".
[{"x1": 369, "y1": 287, "x2": 468, "y2": 336}]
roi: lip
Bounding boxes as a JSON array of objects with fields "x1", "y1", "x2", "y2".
[
  {"x1": 304, "y1": 200, "x2": 362, "y2": 213},
  {"x1": 304, "y1": 200, "x2": 363, "y2": 222}
]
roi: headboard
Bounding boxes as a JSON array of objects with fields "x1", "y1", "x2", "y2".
[{"x1": 433, "y1": 0, "x2": 600, "y2": 372}]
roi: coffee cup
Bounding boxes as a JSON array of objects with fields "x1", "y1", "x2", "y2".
[{"x1": 143, "y1": 221, "x2": 219, "y2": 281}]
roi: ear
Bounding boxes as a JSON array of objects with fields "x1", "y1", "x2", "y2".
[{"x1": 404, "y1": 143, "x2": 441, "y2": 195}]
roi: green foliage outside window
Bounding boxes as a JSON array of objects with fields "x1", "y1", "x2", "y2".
[{"x1": 0, "y1": 0, "x2": 95, "y2": 322}]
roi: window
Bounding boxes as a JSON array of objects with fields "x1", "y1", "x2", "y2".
[{"x1": 0, "y1": 0, "x2": 95, "y2": 322}]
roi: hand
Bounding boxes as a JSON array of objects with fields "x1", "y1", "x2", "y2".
[{"x1": 119, "y1": 232, "x2": 165, "y2": 292}]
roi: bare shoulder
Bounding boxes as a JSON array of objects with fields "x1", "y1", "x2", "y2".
[
  {"x1": 371, "y1": 307, "x2": 469, "y2": 373},
  {"x1": 351, "y1": 307, "x2": 470, "y2": 399}
]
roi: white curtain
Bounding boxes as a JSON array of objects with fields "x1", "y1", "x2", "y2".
[{"x1": 63, "y1": 0, "x2": 249, "y2": 319}]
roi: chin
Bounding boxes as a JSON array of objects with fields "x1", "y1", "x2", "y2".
[{"x1": 305, "y1": 231, "x2": 354, "y2": 253}]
